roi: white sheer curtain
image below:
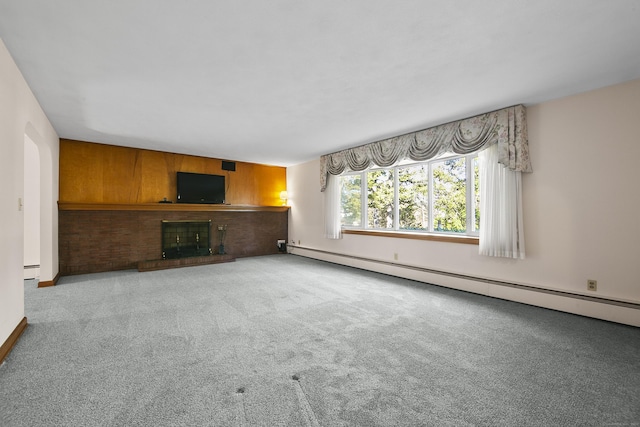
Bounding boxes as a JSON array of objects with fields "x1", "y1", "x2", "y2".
[
  {"x1": 324, "y1": 174, "x2": 342, "y2": 239},
  {"x1": 479, "y1": 143, "x2": 526, "y2": 259}
]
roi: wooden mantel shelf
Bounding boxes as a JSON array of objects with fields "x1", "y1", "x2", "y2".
[{"x1": 58, "y1": 202, "x2": 290, "y2": 212}]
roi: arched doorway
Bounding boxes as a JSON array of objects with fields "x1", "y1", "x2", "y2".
[
  {"x1": 23, "y1": 134, "x2": 40, "y2": 279},
  {"x1": 24, "y1": 123, "x2": 57, "y2": 286}
]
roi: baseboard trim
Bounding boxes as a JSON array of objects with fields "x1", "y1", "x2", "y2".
[
  {"x1": 0, "y1": 317, "x2": 27, "y2": 365},
  {"x1": 38, "y1": 272, "x2": 60, "y2": 288},
  {"x1": 289, "y1": 245, "x2": 640, "y2": 311}
]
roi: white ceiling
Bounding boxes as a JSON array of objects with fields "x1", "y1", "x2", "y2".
[{"x1": 1, "y1": 1, "x2": 639, "y2": 167}]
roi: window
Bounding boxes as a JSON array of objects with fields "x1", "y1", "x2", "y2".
[
  {"x1": 339, "y1": 154, "x2": 479, "y2": 236},
  {"x1": 398, "y1": 164, "x2": 429, "y2": 231},
  {"x1": 432, "y1": 157, "x2": 466, "y2": 232},
  {"x1": 340, "y1": 174, "x2": 361, "y2": 226},
  {"x1": 367, "y1": 169, "x2": 394, "y2": 229}
]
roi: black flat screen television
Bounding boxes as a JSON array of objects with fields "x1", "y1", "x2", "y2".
[{"x1": 177, "y1": 172, "x2": 225, "y2": 204}]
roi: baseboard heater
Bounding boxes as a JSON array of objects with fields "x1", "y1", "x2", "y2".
[{"x1": 289, "y1": 245, "x2": 640, "y2": 311}]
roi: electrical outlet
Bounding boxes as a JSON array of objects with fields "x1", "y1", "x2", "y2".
[
  {"x1": 393, "y1": 253, "x2": 398, "y2": 261},
  {"x1": 298, "y1": 240, "x2": 301, "y2": 244},
  {"x1": 587, "y1": 279, "x2": 597, "y2": 291}
]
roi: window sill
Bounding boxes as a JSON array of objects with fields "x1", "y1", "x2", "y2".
[{"x1": 342, "y1": 229, "x2": 479, "y2": 245}]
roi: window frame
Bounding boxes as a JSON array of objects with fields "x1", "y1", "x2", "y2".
[{"x1": 339, "y1": 153, "x2": 479, "y2": 239}]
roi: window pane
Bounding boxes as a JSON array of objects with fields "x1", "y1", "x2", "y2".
[
  {"x1": 367, "y1": 169, "x2": 394, "y2": 229},
  {"x1": 473, "y1": 157, "x2": 480, "y2": 232},
  {"x1": 398, "y1": 165, "x2": 429, "y2": 230},
  {"x1": 340, "y1": 175, "x2": 362, "y2": 227},
  {"x1": 433, "y1": 158, "x2": 466, "y2": 233}
]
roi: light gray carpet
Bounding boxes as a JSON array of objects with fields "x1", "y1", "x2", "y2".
[{"x1": 1, "y1": 255, "x2": 639, "y2": 426}]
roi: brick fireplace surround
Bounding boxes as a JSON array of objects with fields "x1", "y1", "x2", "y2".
[{"x1": 58, "y1": 203, "x2": 288, "y2": 276}]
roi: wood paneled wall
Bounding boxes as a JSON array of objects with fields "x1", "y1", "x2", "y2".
[{"x1": 59, "y1": 139, "x2": 287, "y2": 205}]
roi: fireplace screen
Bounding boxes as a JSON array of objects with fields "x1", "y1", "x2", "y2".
[{"x1": 162, "y1": 220, "x2": 212, "y2": 259}]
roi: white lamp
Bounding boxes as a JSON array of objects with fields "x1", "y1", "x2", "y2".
[{"x1": 279, "y1": 191, "x2": 288, "y2": 206}]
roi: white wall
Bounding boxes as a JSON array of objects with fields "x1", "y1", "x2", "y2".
[
  {"x1": 287, "y1": 78, "x2": 640, "y2": 326},
  {"x1": 0, "y1": 38, "x2": 58, "y2": 346}
]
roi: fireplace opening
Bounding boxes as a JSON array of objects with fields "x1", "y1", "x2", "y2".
[{"x1": 162, "y1": 220, "x2": 212, "y2": 259}]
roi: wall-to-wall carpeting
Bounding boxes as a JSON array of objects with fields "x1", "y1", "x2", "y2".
[{"x1": 1, "y1": 255, "x2": 639, "y2": 426}]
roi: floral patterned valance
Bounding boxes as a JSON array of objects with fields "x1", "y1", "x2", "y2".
[{"x1": 320, "y1": 105, "x2": 531, "y2": 191}]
